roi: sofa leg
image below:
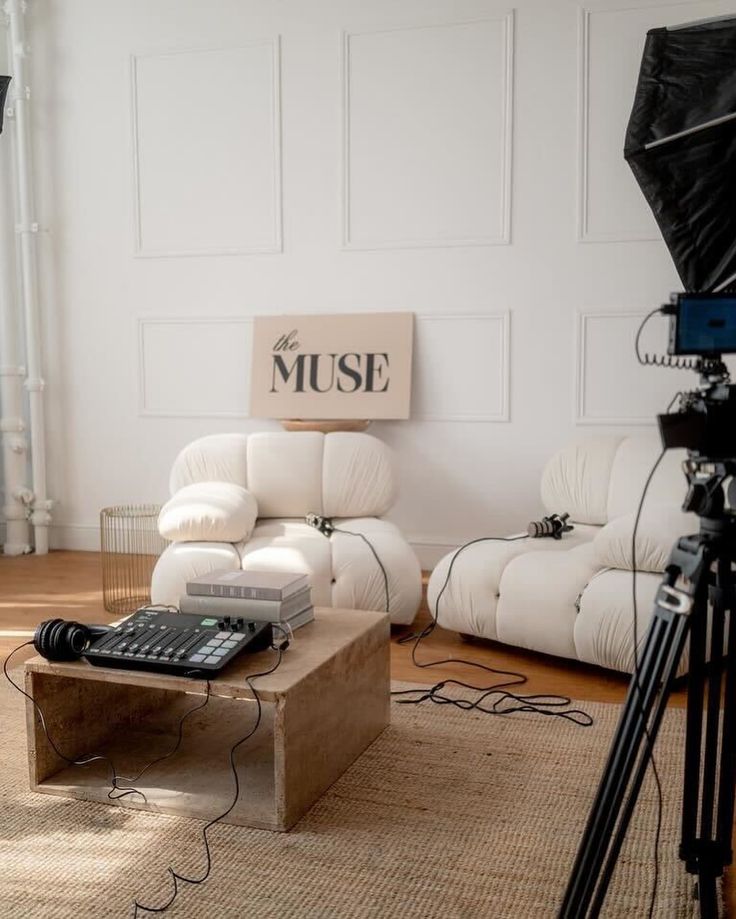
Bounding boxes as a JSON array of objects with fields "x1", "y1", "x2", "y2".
[{"x1": 459, "y1": 633, "x2": 476, "y2": 643}]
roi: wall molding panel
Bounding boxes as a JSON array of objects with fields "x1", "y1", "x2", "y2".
[
  {"x1": 575, "y1": 310, "x2": 695, "y2": 425},
  {"x1": 341, "y1": 14, "x2": 514, "y2": 250},
  {"x1": 412, "y1": 313, "x2": 510, "y2": 422},
  {"x1": 131, "y1": 40, "x2": 283, "y2": 258},
  {"x1": 138, "y1": 317, "x2": 254, "y2": 418}
]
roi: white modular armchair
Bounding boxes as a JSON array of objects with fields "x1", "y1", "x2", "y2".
[
  {"x1": 151, "y1": 431, "x2": 422, "y2": 625},
  {"x1": 428, "y1": 433, "x2": 693, "y2": 674}
]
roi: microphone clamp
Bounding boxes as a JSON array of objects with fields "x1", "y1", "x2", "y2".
[{"x1": 306, "y1": 513, "x2": 335, "y2": 537}]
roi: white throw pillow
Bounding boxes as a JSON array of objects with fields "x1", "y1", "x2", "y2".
[
  {"x1": 159, "y1": 482, "x2": 258, "y2": 543},
  {"x1": 593, "y1": 504, "x2": 697, "y2": 573}
]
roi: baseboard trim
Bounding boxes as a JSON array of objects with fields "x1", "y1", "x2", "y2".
[
  {"x1": 407, "y1": 537, "x2": 457, "y2": 570},
  {"x1": 49, "y1": 524, "x2": 100, "y2": 552}
]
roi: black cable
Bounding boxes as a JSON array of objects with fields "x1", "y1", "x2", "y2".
[
  {"x1": 3, "y1": 641, "x2": 141, "y2": 800},
  {"x1": 330, "y1": 525, "x2": 390, "y2": 615},
  {"x1": 391, "y1": 534, "x2": 593, "y2": 727},
  {"x1": 3, "y1": 641, "x2": 214, "y2": 805},
  {"x1": 132, "y1": 646, "x2": 284, "y2": 917},
  {"x1": 629, "y1": 447, "x2": 668, "y2": 919},
  {"x1": 635, "y1": 307, "x2": 697, "y2": 370},
  {"x1": 109, "y1": 677, "x2": 212, "y2": 801}
]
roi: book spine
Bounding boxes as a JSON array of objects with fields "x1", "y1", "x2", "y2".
[
  {"x1": 179, "y1": 592, "x2": 310, "y2": 621},
  {"x1": 187, "y1": 583, "x2": 283, "y2": 601}
]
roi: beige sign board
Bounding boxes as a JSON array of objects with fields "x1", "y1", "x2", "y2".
[{"x1": 250, "y1": 312, "x2": 414, "y2": 420}]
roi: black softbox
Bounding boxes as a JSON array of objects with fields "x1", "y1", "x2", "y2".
[
  {"x1": 625, "y1": 16, "x2": 736, "y2": 293},
  {"x1": 0, "y1": 76, "x2": 10, "y2": 135}
]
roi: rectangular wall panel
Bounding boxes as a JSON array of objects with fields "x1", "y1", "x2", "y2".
[
  {"x1": 578, "y1": 0, "x2": 732, "y2": 242},
  {"x1": 576, "y1": 311, "x2": 692, "y2": 423},
  {"x1": 139, "y1": 318, "x2": 253, "y2": 417},
  {"x1": 132, "y1": 42, "x2": 282, "y2": 256},
  {"x1": 343, "y1": 15, "x2": 514, "y2": 249},
  {"x1": 413, "y1": 314, "x2": 510, "y2": 421}
]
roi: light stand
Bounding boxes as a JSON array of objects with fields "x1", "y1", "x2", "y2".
[{"x1": 560, "y1": 369, "x2": 736, "y2": 918}]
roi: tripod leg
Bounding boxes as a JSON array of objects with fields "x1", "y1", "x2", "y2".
[
  {"x1": 715, "y1": 573, "x2": 736, "y2": 864},
  {"x1": 589, "y1": 618, "x2": 688, "y2": 916},
  {"x1": 559, "y1": 592, "x2": 690, "y2": 918},
  {"x1": 681, "y1": 580, "x2": 708, "y2": 866},
  {"x1": 680, "y1": 559, "x2": 736, "y2": 916}
]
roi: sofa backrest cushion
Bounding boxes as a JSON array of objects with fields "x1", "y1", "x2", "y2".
[
  {"x1": 169, "y1": 431, "x2": 396, "y2": 519},
  {"x1": 247, "y1": 432, "x2": 325, "y2": 517},
  {"x1": 541, "y1": 433, "x2": 686, "y2": 525},
  {"x1": 541, "y1": 436, "x2": 624, "y2": 525},
  {"x1": 606, "y1": 432, "x2": 686, "y2": 520},
  {"x1": 170, "y1": 433, "x2": 248, "y2": 494},
  {"x1": 322, "y1": 431, "x2": 396, "y2": 518}
]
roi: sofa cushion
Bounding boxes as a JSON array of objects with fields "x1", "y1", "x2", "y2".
[
  {"x1": 574, "y1": 568, "x2": 665, "y2": 673},
  {"x1": 541, "y1": 436, "x2": 623, "y2": 525},
  {"x1": 593, "y1": 505, "x2": 697, "y2": 573},
  {"x1": 150, "y1": 541, "x2": 242, "y2": 607},
  {"x1": 496, "y1": 542, "x2": 601, "y2": 660},
  {"x1": 169, "y1": 433, "x2": 248, "y2": 494},
  {"x1": 329, "y1": 517, "x2": 421, "y2": 625},
  {"x1": 238, "y1": 518, "x2": 332, "y2": 606},
  {"x1": 322, "y1": 433, "x2": 396, "y2": 518},
  {"x1": 158, "y1": 482, "x2": 258, "y2": 543},
  {"x1": 246, "y1": 432, "x2": 325, "y2": 518},
  {"x1": 606, "y1": 434, "x2": 687, "y2": 521},
  {"x1": 426, "y1": 525, "x2": 599, "y2": 640}
]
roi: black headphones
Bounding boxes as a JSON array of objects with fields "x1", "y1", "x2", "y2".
[{"x1": 33, "y1": 618, "x2": 111, "y2": 662}]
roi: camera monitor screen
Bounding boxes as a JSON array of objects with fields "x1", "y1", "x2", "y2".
[{"x1": 673, "y1": 294, "x2": 736, "y2": 356}]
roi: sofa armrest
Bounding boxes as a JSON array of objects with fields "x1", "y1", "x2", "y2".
[
  {"x1": 159, "y1": 481, "x2": 258, "y2": 543},
  {"x1": 593, "y1": 504, "x2": 696, "y2": 574}
]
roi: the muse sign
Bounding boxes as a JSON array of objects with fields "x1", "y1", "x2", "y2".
[{"x1": 250, "y1": 312, "x2": 413, "y2": 420}]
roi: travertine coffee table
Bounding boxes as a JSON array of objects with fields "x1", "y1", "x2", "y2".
[{"x1": 24, "y1": 608, "x2": 389, "y2": 831}]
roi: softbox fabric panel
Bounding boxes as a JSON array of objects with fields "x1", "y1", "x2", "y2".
[
  {"x1": 625, "y1": 18, "x2": 736, "y2": 292},
  {"x1": 0, "y1": 76, "x2": 10, "y2": 135}
]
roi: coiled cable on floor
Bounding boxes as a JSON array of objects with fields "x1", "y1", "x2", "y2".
[{"x1": 392, "y1": 535, "x2": 593, "y2": 727}]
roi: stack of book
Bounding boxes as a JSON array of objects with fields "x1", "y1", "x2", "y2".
[{"x1": 179, "y1": 569, "x2": 314, "y2": 633}]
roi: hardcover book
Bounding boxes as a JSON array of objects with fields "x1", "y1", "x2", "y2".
[
  {"x1": 178, "y1": 587, "x2": 311, "y2": 622},
  {"x1": 186, "y1": 569, "x2": 309, "y2": 601},
  {"x1": 278, "y1": 606, "x2": 315, "y2": 633}
]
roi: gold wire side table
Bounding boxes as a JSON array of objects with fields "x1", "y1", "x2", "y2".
[{"x1": 100, "y1": 505, "x2": 168, "y2": 615}]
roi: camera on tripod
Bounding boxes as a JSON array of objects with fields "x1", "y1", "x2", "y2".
[
  {"x1": 561, "y1": 15, "x2": 736, "y2": 918},
  {"x1": 658, "y1": 292, "x2": 736, "y2": 465}
]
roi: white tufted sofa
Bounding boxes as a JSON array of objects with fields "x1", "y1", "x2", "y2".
[
  {"x1": 151, "y1": 431, "x2": 422, "y2": 625},
  {"x1": 428, "y1": 433, "x2": 694, "y2": 674}
]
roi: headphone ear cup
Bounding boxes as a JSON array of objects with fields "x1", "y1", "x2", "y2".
[
  {"x1": 34, "y1": 618, "x2": 89, "y2": 661},
  {"x1": 62, "y1": 622, "x2": 88, "y2": 658},
  {"x1": 34, "y1": 619, "x2": 62, "y2": 659}
]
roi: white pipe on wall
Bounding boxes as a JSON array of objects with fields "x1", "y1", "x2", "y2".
[
  {"x1": 0, "y1": 85, "x2": 31, "y2": 555},
  {"x1": 0, "y1": 18, "x2": 31, "y2": 556},
  {"x1": 4, "y1": 0, "x2": 50, "y2": 554}
]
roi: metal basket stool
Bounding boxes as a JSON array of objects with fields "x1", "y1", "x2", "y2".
[{"x1": 100, "y1": 504, "x2": 168, "y2": 615}]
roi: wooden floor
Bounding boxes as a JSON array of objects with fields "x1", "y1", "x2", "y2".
[
  {"x1": 0, "y1": 550, "x2": 730, "y2": 912},
  {"x1": 0, "y1": 549, "x2": 661, "y2": 704}
]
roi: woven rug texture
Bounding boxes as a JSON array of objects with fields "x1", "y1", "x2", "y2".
[{"x1": 0, "y1": 676, "x2": 710, "y2": 918}]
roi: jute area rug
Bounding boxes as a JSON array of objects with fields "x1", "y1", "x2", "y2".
[{"x1": 0, "y1": 677, "x2": 711, "y2": 918}]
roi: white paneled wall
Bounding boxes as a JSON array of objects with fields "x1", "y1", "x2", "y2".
[
  {"x1": 132, "y1": 43, "x2": 282, "y2": 256},
  {"x1": 343, "y1": 16, "x2": 513, "y2": 248},
  {"x1": 22, "y1": 0, "x2": 726, "y2": 563}
]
